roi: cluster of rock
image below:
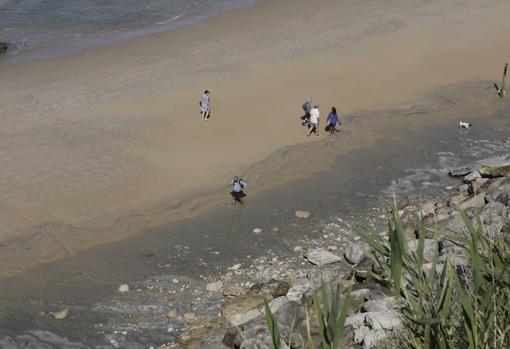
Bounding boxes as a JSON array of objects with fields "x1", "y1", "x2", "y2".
[{"x1": 195, "y1": 155, "x2": 510, "y2": 349}]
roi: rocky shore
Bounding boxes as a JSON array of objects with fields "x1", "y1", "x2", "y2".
[{"x1": 189, "y1": 153, "x2": 510, "y2": 349}]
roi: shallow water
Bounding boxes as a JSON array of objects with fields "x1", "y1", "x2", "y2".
[{"x1": 0, "y1": 0, "x2": 253, "y2": 62}]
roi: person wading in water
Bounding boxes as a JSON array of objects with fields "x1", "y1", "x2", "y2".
[{"x1": 231, "y1": 176, "x2": 247, "y2": 206}]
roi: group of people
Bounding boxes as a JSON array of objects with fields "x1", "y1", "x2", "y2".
[
  {"x1": 198, "y1": 91, "x2": 342, "y2": 206},
  {"x1": 301, "y1": 97, "x2": 341, "y2": 136}
]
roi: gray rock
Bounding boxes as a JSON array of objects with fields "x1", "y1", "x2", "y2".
[
  {"x1": 458, "y1": 193, "x2": 485, "y2": 210},
  {"x1": 305, "y1": 248, "x2": 342, "y2": 266},
  {"x1": 207, "y1": 281, "x2": 223, "y2": 293},
  {"x1": 229, "y1": 297, "x2": 290, "y2": 327},
  {"x1": 479, "y1": 165, "x2": 510, "y2": 178},
  {"x1": 223, "y1": 285, "x2": 248, "y2": 297},
  {"x1": 295, "y1": 211, "x2": 311, "y2": 219},
  {"x1": 362, "y1": 329, "x2": 389, "y2": 349},
  {"x1": 240, "y1": 338, "x2": 271, "y2": 349},
  {"x1": 440, "y1": 213, "x2": 469, "y2": 235},
  {"x1": 353, "y1": 326, "x2": 371, "y2": 345},
  {"x1": 249, "y1": 279, "x2": 289, "y2": 298},
  {"x1": 274, "y1": 301, "x2": 306, "y2": 329},
  {"x1": 344, "y1": 243, "x2": 368, "y2": 264},
  {"x1": 286, "y1": 280, "x2": 313, "y2": 302},
  {"x1": 480, "y1": 201, "x2": 509, "y2": 236},
  {"x1": 463, "y1": 170, "x2": 481, "y2": 182},
  {"x1": 449, "y1": 167, "x2": 472, "y2": 177},
  {"x1": 485, "y1": 178, "x2": 510, "y2": 206},
  {"x1": 364, "y1": 311, "x2": 402, "y2": 330},
  {"x1": 346, "y1": 313, "x2": 366, "y2": 329},
  {"x1": 198, "y1": 331, "x2": 231, "y2": 349},
  {"x1": 362, "y1": 297, "x2": 397, "y2": 313},
  {"x1": 407, "y1": 239, "x2": 438, "y2": 263},
  {"x1": 470, "y1": 177, "x2": 490, "y2": 195}
]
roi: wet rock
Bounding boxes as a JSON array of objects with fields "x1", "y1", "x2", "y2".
[
  {"x1": 295, "y1": 211, "x2": 311, "y2": 219},
  {"x1": 52, "y1": 308, "x2": 69, "y2": 320},
  {"x1": 407, "y1": 239, "x2": 438, "y2": 263},
  {"x1": 305, "y1": 248, "x2": 342, "y2": 266},
  {"x1": 118, "y1": 284, "x2": 130, "y2": 293},
  {"x1": 207, "y1": 281, "x2": 223, "y2": 293},
  {"x1": 449, "y1": 167, "x2": 472, "y2": 177},
  {"x1": 479, "y1": 165, "x2": 510, "y2": 178},
  {"x1": 344, "y1": 242, "x2": 368, "y2": 264},
  {"x1": 249, "y1": 279, "x2": 289, "y2": 298},
  {"x1": 464, "y1": 170, "x2": 481, "y2": 182},
  {"x1": 0, "y1": 42, "x2": 7, "y2": 54}
]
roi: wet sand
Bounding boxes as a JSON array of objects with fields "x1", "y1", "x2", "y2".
[
  {"x1": 1, "y1": 0, "x2": 510, "y2": 278},
  {"x1": 0, "y1": 95, "x2": 509, "y2": 346}
]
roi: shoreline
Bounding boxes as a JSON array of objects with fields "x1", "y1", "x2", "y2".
[{"x1": 0, "y1": 0, "x2": 255, "y2": 69}]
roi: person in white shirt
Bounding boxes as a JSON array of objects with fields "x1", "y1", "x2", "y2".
[
  {"x1": 231, "y1": 176, "x2": 247, "y2": 206},
  {"x1": 200, "y1": 90, "x2": 211, "y2": 120},
  {"x1": 308, "y1": 105, "x2": 320, "y2": 136}
]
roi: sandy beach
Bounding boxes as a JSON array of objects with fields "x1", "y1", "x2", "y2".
[{"x1": 1, "y1": 0, "x2": 510, "y2": 280}]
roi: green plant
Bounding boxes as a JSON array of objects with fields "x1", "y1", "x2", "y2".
[
  {"x1": 263, "y1": 282, "x2": 351, "y2": 349},
  {"x1": 264, "y1": 299, "x2": 281, "y2": 349},
  {"x1": 358, "y1": 207, "x2": 510, "y2": 349},
  {"x1": 312, "y1": 283, "x2": 351, "y2": 349}
]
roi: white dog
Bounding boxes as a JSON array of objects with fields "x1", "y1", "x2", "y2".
[{"x1": 458, "y1": 121, "x2": 472, "y2": 130}]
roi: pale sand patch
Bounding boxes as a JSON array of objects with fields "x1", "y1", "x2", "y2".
[{"x1": 0, "y1": 0, "x2": 509, "y2": 277}]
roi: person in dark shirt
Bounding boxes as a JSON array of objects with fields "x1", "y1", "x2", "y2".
[{"x1": 326, "y1": 107, "x2": 340, "y2": 135}]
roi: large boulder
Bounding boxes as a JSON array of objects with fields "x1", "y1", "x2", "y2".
[
  {"x1": 480, "y1": 201, "x2": 509, "y2": 237},
  {"x1": 479, "y1": 165, "x2": 510, "y2": 178},
  {"x1": 485, "y1": 177, "x2": 510, "y2": 206}
]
